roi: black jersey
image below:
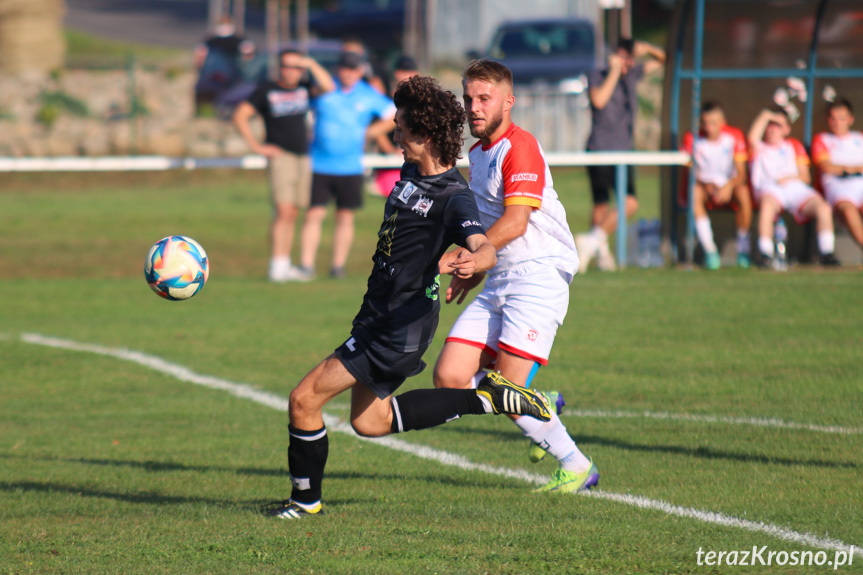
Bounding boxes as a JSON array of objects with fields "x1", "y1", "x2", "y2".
[
  {"x1": 246, "y1": 79, "x2": 314, "y2": 155},
  {"x1": 351, "y1": 163, "x2": 486, "y2": 352}
]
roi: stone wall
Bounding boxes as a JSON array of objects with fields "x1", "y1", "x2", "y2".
[{"x1": 0, "y1": 66, "x2": 662, "y2": 158}]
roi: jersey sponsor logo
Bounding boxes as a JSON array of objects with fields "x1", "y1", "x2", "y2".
[
  {"x1": 527, "y1": 329, "x2": 538, "y2": 342},
  {"x1": 412, "y1": 195, "x2": 433, "y2": 217},
  {"x1": 376, "y1": 212, "x2": 397, "y2": 256},
  {"x1": 461, "y1": 220, "x2": 482, "y2": 228},
  {"x1": 488, "y1": 158, "x2": 498, "y2": 178},
  {"x1": 425, "y1": 274, "x2": 440, "y2": 300},
  {"x1": 511, "y1": 172, "x2": 538, "y2": 183},
  {"x1": 394, "y1": 181, "x2": 418, "y2": 203}
]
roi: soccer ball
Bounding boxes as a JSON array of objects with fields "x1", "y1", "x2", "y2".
[{"x1": 144, "y1": 235, "x2": 210, "y2": 301}]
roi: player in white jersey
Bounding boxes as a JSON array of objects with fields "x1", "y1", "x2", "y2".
[
  {"x1": 433, "y1": 59, "x2": 599, "y2": 494},
  {"x1": 748, "y1": 108, "x2": 840, "y2": 267},
  {"x1": 681, "y1": 101, "x2": 752, "y2": 269},
  {"x1": 811, "y1": 98, "x2": 863, "y2": 248}
]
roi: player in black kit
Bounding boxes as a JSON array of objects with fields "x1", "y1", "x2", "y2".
[{"x1": 265, "y1": 75, "x2": 552, "y2": 520}]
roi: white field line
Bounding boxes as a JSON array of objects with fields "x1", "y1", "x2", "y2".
[
  {"x1": 18, "y1": 332, "x2": 863, "y2": 560},
  {"x1": 565, "y1": 409, "x2": 863, "y2": 436}
]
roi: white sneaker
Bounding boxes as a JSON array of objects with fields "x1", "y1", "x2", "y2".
[
  {"x1": 269, "y1": 265, "x2": 292, "y2": 283},
  {"x1": 286, "y1": 265, "x2": 315, "y2": 282},
  {"x1": 597, "y1": 242, "x2": 617, "y2": 271},
  {"x1": 574, "y1": 233, "x2": 598, "y2": 274}
]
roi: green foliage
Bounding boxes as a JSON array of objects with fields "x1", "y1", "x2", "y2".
[
  {"x1": 0, "y1": 169, "x2": 860, "y2": 574},
  {"x1": 36, "y1": 90, "x2": 89, "y2": 128}
]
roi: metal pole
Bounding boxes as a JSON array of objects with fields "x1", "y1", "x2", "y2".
[
  {"x1": 234, "y1": 0, "x2": 246, "y2": 35},
  {"x1": 266, "y1": 0, "x2": 278, "y2": 80},
  {"x1": 804, "y1": 0, "x2": 828, "y2": 147},
  {"x1": 615, "y1": 162, "x2": 627, "y2": 268},
  {"x1": 685, "y1": 0, "x2": 705, "y2": 267},
  {"x1": 298, "y1": 0, "x2": 309, "y2": 49},
  {"x1": 280, "y1": 0, "x2": 291, "y2": 45},
  {"x1": 668, "y1": 0, "x2": 691, "y2": 263}
]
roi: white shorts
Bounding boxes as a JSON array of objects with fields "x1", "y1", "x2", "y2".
[
  {"x1": 756, "y1": 180, "x2": 820, "y2": 223},
  {"x1": 445, "y1": 261, "x2": 571, "y2": 365},
  {"x1": 824, "y1": 176, "x2": 863, "y2": 209}
]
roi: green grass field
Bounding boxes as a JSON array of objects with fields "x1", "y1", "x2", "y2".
[{"x1": 1, "y1": 169, "x2": 861, "y2": 574}]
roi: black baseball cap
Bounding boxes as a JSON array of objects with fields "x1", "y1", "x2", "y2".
[
  {"x1": 394, "y1": 55, "x2": 418, "y2": 71},
  {"x1": 337, "y1": 51, "x2": 364, "y2": 69}
]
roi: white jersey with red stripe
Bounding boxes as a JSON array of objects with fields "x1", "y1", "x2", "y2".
[
  {"x1": 811, "y1": 130, "x2": 863, "y2": 188},
  {"x1": 749, "y1": 137, "x2": 810, "y2": 193},
  {"x1": 681, "y1": 125, "x2": 748, "y2": 187},
  {"x1": 467, "y1": 124, "x2": 578, "y2": 277}
]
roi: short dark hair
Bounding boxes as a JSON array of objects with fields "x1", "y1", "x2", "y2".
[
  {"x1": 279, "y1": 48, "x2": 302, "y2": 60},
  {"x1": 828, "y1": 98, "x2": 854, "y2": 115},
  {"x1": 394, "y1": 76, "x2": 466, "y2": 167},
  {"x1": 617, "y1": 37, "x2": 635, "y2": 54},
  {"x1": 771, "y1": 106, "x2": 790, "y2": 121},
  {"x1": 462, "y1": 58, "x2": 513, "y2": 89},
  {"x1": 701, "y1": 101, "x2": 723, "y2": 115}
]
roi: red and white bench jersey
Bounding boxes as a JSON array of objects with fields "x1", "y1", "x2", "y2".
[
  {"x1": 468, "y1": 124, "x2": 578, "y2": 277},
  {"x1": 811, "y1": 130, "x2": 863, "y2": 187},
  {"x1": 749, "y1": 137, "x2": 810, "y2": 192},
  {"x1": 681, "y1": 125, "x2": 748, "y2": 186}
]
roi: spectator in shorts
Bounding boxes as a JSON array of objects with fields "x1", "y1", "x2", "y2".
[
  {"x1": 295, "y1": 51, "x2": 396, "y2": 280},
  {"x1": 575, "y1": 38, "x2": 665, "y2": 272},
  {"x1": 681, "y1": 101, "x2": 753, "y2": 269},
  {"x1": 748, "y1": 108, "x2": 840, "y2": 267},
  {"x1": 373, "y1": 55, "x2": 420, "y2": 197},
  {"x1": 233, "y1": 49, "x2": 335, "y2": 282},
  {"x1": 811, "y1": 98, "x2": 863, "y2": 249}
]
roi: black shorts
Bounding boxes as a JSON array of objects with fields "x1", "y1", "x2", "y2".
[
  {"x1": 335, "y1": 334, "x2": 428, "y2": 400},
  {"x1": 311, "y1": 173, "x2": 365, "y2": 210},
  {"x1": 587, "y1": 164, "x2": 636, "y2": 205}
]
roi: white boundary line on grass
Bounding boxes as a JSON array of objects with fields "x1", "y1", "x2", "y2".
[
  {"x1": 564, "y1": 409, "x2": 863, "y2": 435},
  {"x1": 18, "y1": 332, "x2": 863, "y2": 560}
]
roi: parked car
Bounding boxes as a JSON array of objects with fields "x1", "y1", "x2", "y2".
[
  {"x1": 476, "y1": 18, "x2": 597, "y2": 92},
  {"x1": 308, "y1": 0, "x2": 404, "y2": 55}
]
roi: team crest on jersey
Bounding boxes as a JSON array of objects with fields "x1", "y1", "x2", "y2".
[
  {"x1": 527, "y1": 329, "x2": 538, "y2": 342},
  {"x1": 394, "y1": 182, "x2": 418, "y2": 203},
  {"x1": 412, "y1": 195, "x2": 433, "y2": 217}
]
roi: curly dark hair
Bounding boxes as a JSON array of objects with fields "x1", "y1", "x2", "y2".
[{"x1": 393, "y1": 75, "x2": 466, "y2": 167}]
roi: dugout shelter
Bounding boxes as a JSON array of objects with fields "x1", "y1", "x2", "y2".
[{"x1": 661, "y1": 0, "x2": 863, "y2": 265}]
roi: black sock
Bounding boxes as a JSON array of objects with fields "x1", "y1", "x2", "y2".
[
  {"x1": 390, "y1": 388, "x2": 486, "y2": 433},
  {"x1": 288, "y1": 425, "x2": 328, "y2": 505}
]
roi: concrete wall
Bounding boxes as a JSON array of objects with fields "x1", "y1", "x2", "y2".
[{"x1": 0, "y1": 0, "x2": 65, "y2": 74}]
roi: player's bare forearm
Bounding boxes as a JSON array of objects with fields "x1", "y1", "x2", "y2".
[{"x1": 485, "y1": 205, "x2": 531, "y2": 250}]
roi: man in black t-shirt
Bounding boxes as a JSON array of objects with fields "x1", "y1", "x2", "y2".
[
  {"x1": 233, "y1": 50, "x2": 335, "y2": 282},
  {"x1": 264, "y1": 76, "x2": 552, "y2": 520}
]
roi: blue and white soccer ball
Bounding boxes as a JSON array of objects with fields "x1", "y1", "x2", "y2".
[{"x1": 144, "y1": 235, "x2": 210, "y2": 301}]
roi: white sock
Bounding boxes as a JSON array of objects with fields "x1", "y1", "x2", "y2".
[
  {"x1": 818, "y1": 230, "x2": 835, "y2": 255},
  {"x1": 270, "y1": 256, "x2": 291, "y2": 275},
  {"x1": 469, "y1": 370, "x2": 488, "y2": 389},
  {"x1": 758, "y1": 236, "x2": 774, "y2": 257},
  {"x1": 514, "y1": 413, "x2": 591, "y2": 472},
  {"x1": 591, "y1": 226, "x2": 608, "y2": 244},
  {"x1": 695, "y1": 216, "x2": 717, "y2": 253},
  {"x1": 736, "y1": 228, "x2": 750, "y2": 255}
]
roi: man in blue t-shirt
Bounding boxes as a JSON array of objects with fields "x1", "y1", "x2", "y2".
[{"x1": 296, "y1": 51, "x2": 396, "y2": 280}]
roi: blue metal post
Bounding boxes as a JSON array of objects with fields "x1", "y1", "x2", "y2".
[
  {"x1": 668, "y1": 0, "x2": 690, "y2": 262},
  {"x1": 686, "y1": 0, "x2": 705, "y2": 266},
  {"x1": 804, "y1": 0, "x2": 828, "y2": 147},
  {"x1": 615, "y1": 163, "x2": 627, "y2": 267}
]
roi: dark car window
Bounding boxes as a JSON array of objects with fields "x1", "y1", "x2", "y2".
[{"x1": 491, "y1": 24, "x2": 593, "y2": 59}]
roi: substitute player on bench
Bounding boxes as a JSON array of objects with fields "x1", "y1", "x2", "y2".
[
  {"x1": 748, "y1": 108, "x2": 840, "y2": 267},
  {"x1": 681, "y1": 101, "x2": 753, "y2": 269},
  {"x1": 811, "y1": 98, "x2": 863, "y2": 249}
]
